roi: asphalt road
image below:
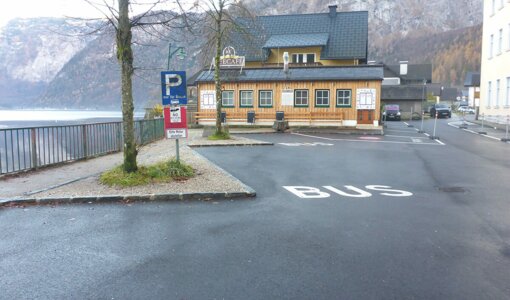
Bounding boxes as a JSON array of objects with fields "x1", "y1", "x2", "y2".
[{"x1": 1, "y1": 117, "x2": 509, "y2": 299}]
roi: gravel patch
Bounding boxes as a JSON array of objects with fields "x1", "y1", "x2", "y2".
[{"x1": 1, "y1": 129, "x2": 268, "y2": 202}]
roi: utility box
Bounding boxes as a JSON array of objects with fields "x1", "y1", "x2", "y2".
[
  {"x1": 276, "y1": 111, "x2": 284, "y2": 121},
  {"x1": 221, "y1": 111, "x2": 226, "y2": 123},
  {"x1": 247, "y1": 111, "x2": 255, "y2": 124}
]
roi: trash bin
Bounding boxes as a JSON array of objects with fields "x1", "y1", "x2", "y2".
[
  {"x1": 221, "y1": 111, "x2": 226, "y2": 123},
  {"x1": 276, "y1": 111, "x2": 284, "y2": 121},
  {"x1": 247, "y1": 111, "x2": 255, "y2": 124}
]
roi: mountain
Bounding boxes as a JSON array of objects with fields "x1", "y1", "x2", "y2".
[
  {"x1": 0, "y1": 0, "x2": 483, "y2": 109},
  {"x1": 0, "y1": 18, "x2": 96, "y2": 108}
]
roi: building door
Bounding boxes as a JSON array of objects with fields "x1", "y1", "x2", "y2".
[{"x1": 357, "y1": 110, "x2": 374, "y2": 124}]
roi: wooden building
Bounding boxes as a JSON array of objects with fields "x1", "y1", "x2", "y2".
[{"x1": 193, "y1": 5, "x2": 384, "y2": 128}]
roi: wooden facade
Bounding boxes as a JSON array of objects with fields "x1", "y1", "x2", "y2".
[{"x1": 196, "y1": 79, "x2": 381, "y2": 127}]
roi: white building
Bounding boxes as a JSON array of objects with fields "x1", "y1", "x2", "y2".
[{"x1": 479, "y1": 0, "x2": 510, "y2": 123}]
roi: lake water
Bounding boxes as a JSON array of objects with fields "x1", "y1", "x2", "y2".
[{"x1": 0, "y1": 110, "x2": 145, "y2": 128}]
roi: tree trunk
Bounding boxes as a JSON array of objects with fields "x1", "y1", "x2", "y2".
[
  {"x1": 117, "y1": 0, "x2": 137, "y2": 172},
  {"x1": 214, "y1": 12, "x2": 223, "y2": 135}
]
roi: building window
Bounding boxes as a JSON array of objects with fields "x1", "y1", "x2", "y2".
[
  {"x1": 508, "y1": 24, "x2": 510, "y2": 50},
  {"x1": 500, "y1": 0, "x2": 504, "y2": 9},
  {"x1": 506, "y1": 77, "x2": 510, "y2": 107},
  {"x1": 336, "y1": 89, "x2": 352, "y2": 107},
  {"x1": 490, "y1": 34, "x2": 494, "y2": 58},
  {"x1": 496, "y1": 79, "x2": 501, "y2": 107},
  {"x1": 315, "y1": 90, "x2": 330, "y2": 107},
  {"x1": 294, "y1": 90, "x2": 309, "y2": 107},
  {"x1": 240, "y1": 90, "x2": 253, "y2": 107},
  {"x1": 492, "y1": 0, "x2": 496, "y2": 14},
  {"x1": 488, "y1": 81, "x2": 492, "y2": 107},
  {"x1": 258, "y1": 90, "x2": 273, "y2": 107},
  {"x1": 498, "y1": 29, "x2": 503, "y2": 54},
  {"x1": 292, "y1": 54, "x2": 315, "y2": 64},
  {"x1": 222, "y1": 90, "x2": 234, "y2": 107}
]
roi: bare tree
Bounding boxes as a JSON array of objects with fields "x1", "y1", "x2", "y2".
[
  {"x1": 198, "y1": 0, "x2": 253, "y2": 136},
  {"x1": 82, "y1": 0, "x2": 193, "y2": 172}
]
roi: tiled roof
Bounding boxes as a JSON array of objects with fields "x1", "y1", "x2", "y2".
[
  {"x1": 382, "y1": 85, "x2": 424, "y2": 101},
  {"x1": 230, "y1": 11, "x2": 368, "y2": 62},
  {"x1": 194, "y1": 66, "x2": 383, "y2": 83},
  {"x1": 263, "y1": 33, "x2": 329, "y2": 48},
  {"x1": 464, "y1": 72, "x2": 480, "y2": 87},
  {"x1": 384, "y1": 64, "x2": 432, "y2": 82}
]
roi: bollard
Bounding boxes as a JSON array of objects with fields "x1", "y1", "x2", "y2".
[
  {"x1": 408, "y1": 107, "x2": 414, "y2": 127},
  {"x1": 459, "y1": 110, "x2": 468, "y2": 129},
  {"x1": 502, "y1": 115, "x2": 510, "y2": 142},
  {"x1": 430, "y1": 112, "x2": 439, "y2": 140},
  {"x1": 479, "y1": 113, "x2": 487, "y2": 135},
  {"x1": 418, "y1": 110, "x2": 425, "y2": 133}
]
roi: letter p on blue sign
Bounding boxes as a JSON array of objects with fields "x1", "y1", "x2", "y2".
[{"x1": 161, "y1": 71, "x2": 187, "y2": 105}]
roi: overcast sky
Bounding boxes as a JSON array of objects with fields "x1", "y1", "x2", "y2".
[{"x1": 0, "y1": 0, "x2": 188, "y2": 29}]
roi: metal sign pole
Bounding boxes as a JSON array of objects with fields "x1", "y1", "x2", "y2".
[{"x1": 408, "y1": 107, "x2": 414, "y2": 127}]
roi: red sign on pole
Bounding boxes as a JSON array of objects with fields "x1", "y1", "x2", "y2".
[{"x1": 164, "y1": 106, "x2": 188, "y2": 139}]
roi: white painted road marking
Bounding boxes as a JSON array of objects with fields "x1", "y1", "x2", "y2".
[
  {"x1": 291, "y1": 133, "x2": 443, "y2": 146},
  {"x1": 278, "y1": 142, "x2": 334, "y2": 147},
  {"x1": 283, "y1": 185, "x2": 413, "y2": 199}
]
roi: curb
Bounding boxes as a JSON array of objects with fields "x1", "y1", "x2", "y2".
[
  {"x1": 291, "y1": 130, "x2": 384, "y2": 136},
  {"x1": 0, "y1": 191, "x2": 256, "y2": 208}
]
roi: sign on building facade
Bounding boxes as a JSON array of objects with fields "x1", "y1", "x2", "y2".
[{"x1": 356, "y1": 88, "x2": 377, "y2": 110}]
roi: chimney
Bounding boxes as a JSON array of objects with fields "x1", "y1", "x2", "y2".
[
  {"x1": 283, "y1": 52, "x2": 289, "y2": 73},
  {"x1": 328, "y1": 4, "x2": 337, "y2": 18},
  {"x1": 399, "y1": 61, "x2": 408, "y2": 76}
]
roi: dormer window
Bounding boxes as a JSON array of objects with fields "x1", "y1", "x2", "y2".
[{"x1": 292, "y1": 53, "x2": 316, "y2": 64}]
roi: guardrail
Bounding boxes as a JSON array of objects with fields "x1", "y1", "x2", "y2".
[{"x1": 0, "y1": 118, "x2": 164, "y2": 175}]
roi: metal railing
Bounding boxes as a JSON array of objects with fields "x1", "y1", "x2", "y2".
[{"x1": 0, "y1": 118, "x2": 164, "y2": 175}]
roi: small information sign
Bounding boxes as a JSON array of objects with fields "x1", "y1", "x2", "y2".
[{"x1": 166, "y1": 129, "x2": 187, "y2": 139}]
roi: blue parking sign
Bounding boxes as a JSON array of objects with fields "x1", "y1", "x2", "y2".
[{"x1": 161, "y1": 71, "x2": 187, "y2": 105}]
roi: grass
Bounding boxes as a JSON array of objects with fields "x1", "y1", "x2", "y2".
[{"x1": 100, "y1": 159, "x2": 195, "y2": 187}]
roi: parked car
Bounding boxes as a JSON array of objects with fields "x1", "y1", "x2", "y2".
[
  {"x1": 382, "y1": 104, "x2": 401, "y2": 121},
  {"x1": 458, "y1": 106, "x2": 475, "y2": 114},
  {"x1": 430, "y1": 103, "x2": 451, "y2": 118}
]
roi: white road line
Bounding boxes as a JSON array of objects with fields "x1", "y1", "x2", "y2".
[
  {"x1": 291, "y1": 132, "x2": 443, "y2": 146},
  {"x1": 385, "y1": 134, "x2": 424, "y2": 139},
  {"x1": 384, "y1": 129, "x2": 419, "y2": 133},
  {"x1": 448, "y1": 122, "x2": 504, "y2": 141},
  {"x1": 435, "y1": 139, "x2": 445, "y2": 145},
  {"x1": 423, "y1": 133, "x2": 430, "y2": 137}
]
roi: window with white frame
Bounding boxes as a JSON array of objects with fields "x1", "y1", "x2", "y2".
[
  {"x1": 496, "y1": 79, "x2": 501, "y2": 106},
  {"x1": 258, "y1": 90, "x2": 273, "y2": 107},
  {"x1": 222, "y1": 90, "x2": 234, "y2": 107},
  {"x1": 498, "y1": 29, "x2": 503, "y2": 54},
  {"x1": 336, "y1": 89, "x2": 352, "y2": 107},
  {"x1": 506, "y1": 77, "x2": 510, "y2": 107},
  {"x1": 488, "y1": 81, "x2": 492, "y2": 107},
  {"x1": 292, "y1": 54, "x2": 316, "y2": 64},
  {"x1": 315, "y1": 90, "x2": 330, "y2": 107},
  {"x1": 294, "y1": 90, "x2": 309, "y2": 106},
  {"x1": 240, "y1": 90, "x2": 253, "y2": 107},
  {"x1": 490, "y1": 34, "x2": 494, "y2": 58}
]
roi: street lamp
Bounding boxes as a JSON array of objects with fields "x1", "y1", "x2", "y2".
[{"x1": 167, "y1": 44, "x2": 186, "y2": 70}]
